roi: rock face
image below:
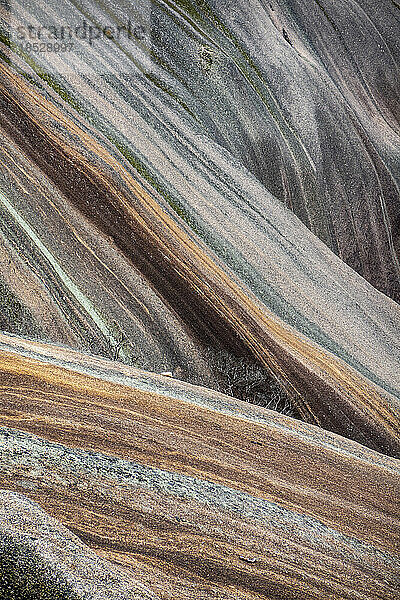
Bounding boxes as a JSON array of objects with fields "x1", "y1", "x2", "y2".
[
  {"x1": 0, "y1": 1, "x2": 399, "y2": 453},
  {"x1": 0, "y1": 0, "x2": 399, "y2": 598},
  {"x1": 0, "y1": 59, "x2": 399, "y2": 454},
  {"x1": 0, "y1": 490, "x2": 159, "y2": 600},
  {"x1": 0, "y1": 336, "x2": 399, "y2": 599}
]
